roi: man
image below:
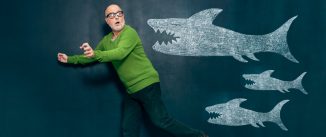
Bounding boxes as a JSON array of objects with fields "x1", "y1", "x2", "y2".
[{"x1": 57, "y1": 4, "x2": 208, "y2": 137}]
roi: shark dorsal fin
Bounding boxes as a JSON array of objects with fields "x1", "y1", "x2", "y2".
[
  {"x1": 189, "y1": 8, "x2": 223, "y2": 25},
  {"x1": 261, "y1": 70, "x2": 275, "y2": 76},
  {"x1": 228, "y1": 98, "x2": 247, "y2": 107}
]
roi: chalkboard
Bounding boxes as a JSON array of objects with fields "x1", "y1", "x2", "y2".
[{"x1": 0, "y1": 0, "x2": 325, "y2": 137}]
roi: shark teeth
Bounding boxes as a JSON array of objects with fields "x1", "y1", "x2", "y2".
[
  {"x1": 208, "y1": 117, "x2": 220, "y2": 121},
  {"x1": 152, "y1": 27, "x2": 177, "y2": 36},
  {"x1": 208, "y1": 111, "x2": 220, "y2": 114},
  {"x1": 243, "y1": 77, "x2": 255, "y2": 86},
  {"x1": 172, "y1": 39, "x2": 177, "y2": 44},
  {"x1": 152, "y1": 27, "x2": 180, "y2": 46},
  {"x1": 159, "y1": 29, "x2": 164, "y2": 33},
  {"x1": 166, "y1": 30, "x2": 171, "y2": 35},
  {"x1": 166, "y1": 30, "x2": 174, "y2": 35},
  {"x1": 154, "y1": 41, "x2": 160, "y2": 46},
  {"x1": 207, "y1": 111, "x2": 222, "y2": 120}
]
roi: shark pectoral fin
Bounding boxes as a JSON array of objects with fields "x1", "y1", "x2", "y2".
[
  {"x1": 284, "y1": 89, "x2": 291, "y2": 93},
  {"x1": 258, "y1": 121, "x2": 265, "y2": 127},
  {"x1": 278, "y1": 88, "x2": 285, "y2": 93},
  {"x1": 233, "y1": 54, "x2": 248, "y2": 63},
  {"x1": 246, "y1": 54, "x2": 260, "y2": 61},
  {"x1": 251, "y1": 123, "x2": 260, "y2": 128}
]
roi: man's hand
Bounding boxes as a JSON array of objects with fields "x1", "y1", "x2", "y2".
[
  {"x1": 57, "y1": 53, "x2": 68, "y2": 63},
  {"x1": 80, "y1": 43, "x2": 94, "y2": 58}
]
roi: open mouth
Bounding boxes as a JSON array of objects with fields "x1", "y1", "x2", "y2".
[
  {"x1": 243, "y1": 76, "x2": 256, "y2": 86},
  {"x1": 115, "y1": 21, "x2": 120, "y2": 25},
  {"x1": 151, "y1": 27, "x2": 181, "y2": 45},
  {"x1": 207, "y1": 111, "x2": 222, "y2": 121}
]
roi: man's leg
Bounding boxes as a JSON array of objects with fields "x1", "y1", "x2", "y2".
[
  {"x1": 131, "y1": 83, "x2": 206, "y2": 137},
  {"x1": 122, "y1": 95, "x2": 142, "y2": 137}
]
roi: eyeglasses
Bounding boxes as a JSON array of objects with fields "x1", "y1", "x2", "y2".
[{"x1": 106, "y1": 11, "x2": 124, "y2": 19}]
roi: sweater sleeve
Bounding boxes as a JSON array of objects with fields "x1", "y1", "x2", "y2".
[
  {"x1": 67, "y1": 37, "x2": 106, "y2": 65},
  {"x1": 93, "y1": 29, "x2": 138, "y2": 62}
]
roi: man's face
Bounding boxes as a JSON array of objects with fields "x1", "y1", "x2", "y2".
[{"x1": 105, "y1": 5, "x2": 125, "y2": 32}]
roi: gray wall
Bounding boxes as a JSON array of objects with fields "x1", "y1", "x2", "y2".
[{"x1": 1, "y1": 0, "x2": 325, "y2": 137}]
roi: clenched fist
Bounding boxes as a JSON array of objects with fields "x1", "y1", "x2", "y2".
[
  {"x1": 80, "y1": 43, "x2": 94, "y2": 58},
  {"x1": 57, "y1": 53, "x2": 68, "y2": 63}
]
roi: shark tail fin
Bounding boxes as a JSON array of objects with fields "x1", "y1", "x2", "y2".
[
  {"x1": 269, "y1": 100, "x2": 290, "y2": 131},
  {"x1": 293, "y1": 72, "x2": 308, "y2": 95},
  {"x1": 268, "y1": 16, "x2": 299, "y2": 63}
]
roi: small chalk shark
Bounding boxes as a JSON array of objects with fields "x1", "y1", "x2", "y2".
[
  {"x1": 205, "y1": 98, "x2": 289, "y2": 131},
  {"x1": 242, "y1": 70, "x2": 307, "y2": 94},
  {"x1": 147, "y1": 8, "x2": 299, "y2": 63}
]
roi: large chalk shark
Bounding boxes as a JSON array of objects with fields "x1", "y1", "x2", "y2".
[
  {"x1": 242, "y1": 70, "x2": 307, "y2": 94},
  {"x1": 205, "y1": 98, "x2": 289, "y2": 131},
  {"x1": 147, "y1": 8, "x2": 299, "y2": 63}
]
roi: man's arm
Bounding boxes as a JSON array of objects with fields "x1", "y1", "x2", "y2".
[
  {"x1": 93, "y1": 30, "x2": 138, "y2": 62},
  {"x1": 66, "y1": 54, "x2": 97, "y2": 65},
  {"x1": 66, "y1": 43, "x2": 100, "y2": 65},
  {"x1": 58, "y1": 38, "x2": 106, "y2": 65}
]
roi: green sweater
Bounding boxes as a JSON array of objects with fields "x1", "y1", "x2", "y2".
[{"x1": 67, "y1": 25, "x2": 160, "y2": 94}]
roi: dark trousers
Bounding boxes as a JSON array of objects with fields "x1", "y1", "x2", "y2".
[{"x1": 122, "y1": 82, "x2": 204, "y2": 137}]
